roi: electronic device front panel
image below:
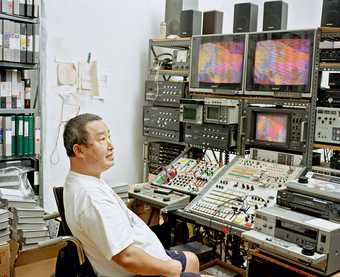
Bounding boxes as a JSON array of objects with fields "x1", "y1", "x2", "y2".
[
  {"x1": 152, "y1": 157, "x2": 220, "y2": 195},
  {"x1": 184, "y1": 157, "x2": 305, "y2": 230}
]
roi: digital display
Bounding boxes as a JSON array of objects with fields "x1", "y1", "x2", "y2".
[
  {"x1": 198, "y1": 41, "x2": 244, "y2": 84},
  {"x1": 255, "y1": 113, "x2": 288, "y2": 143},
  {"x1": 254, "y1": 38, "x2": 311, "y2": 86},
  {"x1": 183, "y1": 107, "x2": 197, "y2": 120},
  {"x1": 207, "y1": 107, "x2": 219, "y2": 120}
]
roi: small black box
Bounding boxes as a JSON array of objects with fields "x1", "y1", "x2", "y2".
[
  {"x1": 203, "y1": 10, "x2": 223, "y2": 34},
  {"x1": 263, "y1": 1, "x2": 288, "y2": 31},
  {"x1": 180, "y1": 10, "x2": 202, "y2": 37},
  {"x1": 233, "y1": 3, "x2": 258, "y2": 33}
]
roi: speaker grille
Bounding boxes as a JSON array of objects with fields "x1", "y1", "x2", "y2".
[{"x1": 321, "y1": 0, "x2": 340, "y2": 27}]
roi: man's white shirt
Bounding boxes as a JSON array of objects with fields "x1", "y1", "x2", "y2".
[{"x1": 64, "y1": 171, "x2": 170, "y2": 277}]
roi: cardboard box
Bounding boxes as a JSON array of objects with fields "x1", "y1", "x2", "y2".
[
  {"x1": 13, "y1": 241, "x2": 65, "y2": 277},
  {"x1": 0, "y1": 243, "x2": 10, "y2": 277}
]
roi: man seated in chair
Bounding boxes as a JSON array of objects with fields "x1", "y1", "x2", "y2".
[{"x1": 62, "y1": 113, "x2": 214, "y2": 277}]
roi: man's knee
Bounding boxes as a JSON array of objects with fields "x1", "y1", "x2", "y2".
[{"x1": 183, "y1": 251, "x2": 199, "y2": 273}]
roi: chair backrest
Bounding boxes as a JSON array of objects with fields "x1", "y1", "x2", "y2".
[{"x1": 53, "y1": 186, "x2": 73, "y2": 236}]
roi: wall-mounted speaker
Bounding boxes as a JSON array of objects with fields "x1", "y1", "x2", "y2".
[
  {"x1": 233, "y1": 3, "x2": 258, "y2": 33},
  {"x1": 321, "y1": 0, "x2": 340, "y2": 28},
  {"x1": 263, "y1": 1, "x2": 288, "y2": 31},
  {"x1": 203, "y1": 10, "x2": 223, "y2": 34},
  {"x1": 180, "y1": 10, "x2": 202, "y2": 37},
  {"x1": 165, "y1": 0, "x2": 198, "y2": 35}
]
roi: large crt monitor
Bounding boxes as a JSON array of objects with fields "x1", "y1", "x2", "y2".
[
  {"x1": 245, "y1": 30, "x2": 316, "y2": 98},
  {"x1": 190, "y1": 34, "x2": 246, "y2": 95},
  {"x1": 245, "y1": 106, "x2": 308, "y2": 153}
]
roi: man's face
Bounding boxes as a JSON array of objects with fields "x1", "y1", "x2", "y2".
[{"x1": 81, "y1": 120, "x2": 114, "y2": 173}]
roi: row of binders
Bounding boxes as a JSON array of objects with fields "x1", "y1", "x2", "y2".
[
  {"x1": 0, "y1": 20, "x2": 39, "y2": 64},
  {"x1": 0, "y1": 69, "x2": 30, "y2": 109},
  {"x1": 1, "y1": 0, "x2": 40, "y2": 18},
  {"x1": 1, "y1": 114, "x2": 40, "y2": 157}
]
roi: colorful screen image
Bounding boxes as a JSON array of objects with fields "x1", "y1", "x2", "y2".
[
  {"x1": 254, "y1": 38, "x2": 311, "y2": 86},
  {"x1": 255, "y1": 113, "x2": 288, "y2": 143},
  {"x1": 198, "y1": 41, "x2": 244, "y2": 84}
]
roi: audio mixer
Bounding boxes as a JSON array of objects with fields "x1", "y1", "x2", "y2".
[
  {"x1": 184, "y1": 157, "x2": 305, "y2": 230},
  {"x1": 152, "y1": 157, "x2": 220, "y2": 195}
]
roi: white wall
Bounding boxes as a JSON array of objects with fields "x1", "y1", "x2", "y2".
[
  {"x1": 42, "y1": 0, "x2": 323, "y2": 212},
  {"x1": 43, "y1": 0, "x2": 165, "y2": 211}
]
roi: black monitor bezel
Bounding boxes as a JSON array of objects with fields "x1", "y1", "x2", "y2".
[
  {"x1": 246, "y1": 107, "x2": 292, "y2": 150},
  {"x1": 246, "y1": 30, "x2": 315, "y2": 94},
  {"x1": 190, "y1": 34, "x2": 246, "y2": 92}
]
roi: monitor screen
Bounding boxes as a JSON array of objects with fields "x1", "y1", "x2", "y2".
[
  {"x1": 246, "y1": 30, "x2": 315, "y2": 94},
  {"x1": 255, "y1": 113, "x2": 288, "y2": 144},
  {"x1": 190, "y1": 34, "x2": 246, "y2": 92},
  {"x1": 198, "y1": 40, "x2": 244, "y2": 84},
  {"x1": 254, "y1": 38, "x2": 311, "y2": 86},
  {"x1": 183, "y1": 107, "x2": 197, "y2": 120},
  {"x1": 207, "y1": 106, "x2": 219, "y2": 120}
]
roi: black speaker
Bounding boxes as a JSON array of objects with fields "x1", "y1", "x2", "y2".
[
  {"x1": 180, "y1": 10, "x2": 202, "y2": 37},
  {"x1": 233, "y1": 3, "x2": 258, "y2": 33},
  {"x1": 165, "y1": 0, "x2": 199, "y2": 35},
  {"x1": 263, "y1": 1, "x2": 288, "y2": 31},
  {"x1": 203, "y1": 10, "x2": 223, "y2": 34},
  {"x1": 321, "y1": 0, "x2": 340, "y2": 28}
]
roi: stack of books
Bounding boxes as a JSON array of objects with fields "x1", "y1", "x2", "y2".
[
  {"x1": 112, "y1": 183, "x2": 129, "y2": 204},
  {"x1": 0, "y1": 193, "x2": 49, "y2": 249},
  {"x1": 10, "y1": 206, "x2": 49, "y2": 249},
  {"x1": 0, "y1": 209, "x2": 10, "y2": 245}
]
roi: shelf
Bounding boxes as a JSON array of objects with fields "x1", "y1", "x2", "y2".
[
  {"x1": 312, "y1": 164, "x2": 340, "y2": 176},
  {"x1": 150, "y1": 69, "x2": 189, "y2": 76},
  {"x1": 0, "y1": 13, "x2": 38, "y2": 24},
  {"x1": 0, "y1": 61, "x2": 38, "y2": 70},
  {"x1": 0, "y1": 108, "x2": 37, "y2": 114},
  {"x1": 150, "y1": 37, "x2": 191, "y2": 48},
  {"x1": 319, "y1": 62, "x2": 340, "y2": 71},
  {"x1": 320, "y1": 27, "x2": 340, "y2": 33},
  {"x1": 313, "y1": 143, "x2": 340, "y2": 150},
  {"x1": 0, "y1": 155, "x2": 39, "y2": 162}
]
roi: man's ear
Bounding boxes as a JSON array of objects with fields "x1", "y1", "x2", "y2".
[{"x1": 72, "y1": 144, "x2": 83, "y2": 158}]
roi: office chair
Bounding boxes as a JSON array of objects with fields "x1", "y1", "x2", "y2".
[
  {"x1": 53, "y1": 186, "x2": 96, "y2": 277},
  {"x1": 53, "y1": 186, "x2": 72, "y2": 236}
]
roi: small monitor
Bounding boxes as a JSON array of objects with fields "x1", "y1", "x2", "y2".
[
  {"x1": 183, "y1": 106, "x2": 197, "y2": 121},
  {"x1": 190, "y1": 34, "x2": 246, "y2": 94},
  {"x1": 255, "y1": 113, "x2": 288, "y2": 144},
  {"x1": 206, "y1": 106, "x2": 220, "y2": 120},
  {"x1": 246, "y1": 30, "x2": 315, "y2": 97}
]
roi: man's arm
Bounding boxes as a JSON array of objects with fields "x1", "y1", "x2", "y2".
[{"x1": 112, "y1": 244, "x2": 182, "y2": 277}]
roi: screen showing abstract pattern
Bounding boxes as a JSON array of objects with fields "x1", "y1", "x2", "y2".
[
  {"x1": 198, "y1": 41, "x2": 244, "y2": 84},
  {"x1": 254, "y1": 38, "x2": 311, "y2": 85},
  {"x1": 255, "y1": 113, "x2": 288, "y2": 143}
]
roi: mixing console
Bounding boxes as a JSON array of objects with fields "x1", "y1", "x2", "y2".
[
  {"x1": 184, "y1": 157, "x2": 305, "y2": 230},
  {"x1": 152, "y1": 157, "x2": 220, "y2": 195}
]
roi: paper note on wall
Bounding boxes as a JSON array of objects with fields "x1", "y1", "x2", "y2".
[
  {"x1": 78, "y1": 61, "x2": 100, "y2": 96},
  {"x1": 57, "y1": 63, "x2": 77, "y2": 86}
]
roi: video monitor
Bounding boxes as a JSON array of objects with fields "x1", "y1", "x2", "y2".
[
  {"x1": 190, "y1": 34, "x2": 246, "y2": 94},
  {"x1": 255, "y1": 113, "x2": 288, "y2": 144},
  {"x1": 246, "y1": 30, "x2": 316, "y2": 97}
]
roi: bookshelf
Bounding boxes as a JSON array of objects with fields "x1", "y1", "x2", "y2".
[{"x1": 0, "y1": 2, "x2": 42, "y2": 202}]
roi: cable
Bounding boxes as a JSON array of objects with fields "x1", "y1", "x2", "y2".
[{"x1": 50, "y1": 93, "x2": 80, "y2": 166}]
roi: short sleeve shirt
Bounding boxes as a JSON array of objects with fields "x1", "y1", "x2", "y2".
[{"x1": 64, "y1": 171, "x2": 170, "y2": 277}]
